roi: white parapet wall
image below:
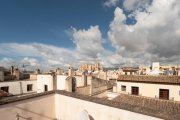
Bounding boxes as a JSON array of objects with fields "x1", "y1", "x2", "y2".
[
  {"x1": 55, "y1": 94, "x2": 163, "y2": 120},
  {"x1": 0, "y1": 91, "x2": 175, "y2": 120},
  {"x1": 0, "y1": 94, "x2": 55, "y2": 120}
]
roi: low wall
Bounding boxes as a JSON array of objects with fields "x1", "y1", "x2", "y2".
[
  {"x1": 55, "y1": 92, "x2": 162, "y2": 120},
  {"x1": 76, "y1": 85, "x2": 90, "y2": 95},
  {"x1": 0, "y1": 92, "x2": 55, "y2": 120},
  {"x1": 91, "y1": 78, "x2": 113, "y2": 95},
  {"x1": 0, "y1": 90, "x2": 179, "y2": 120}
]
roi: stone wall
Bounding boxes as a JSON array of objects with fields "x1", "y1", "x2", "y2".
[
  {"x1": 76, "y1": 85, "x2": 90, "y2": 95},
  {"x1": 90, "y1": 78, "x2": 113, "y2": 95}
]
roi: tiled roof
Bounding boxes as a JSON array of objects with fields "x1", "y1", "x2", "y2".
[
  {"x1": 117, "y1": 75, "x2": 180, "y2": 85},
  {"x1": 113, "y1": 93, "x2": 180, "y2": 120}
]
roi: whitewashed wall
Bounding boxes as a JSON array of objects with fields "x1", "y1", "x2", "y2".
[
  {"x1": 55, "y1": 94, "x2": 163, "y2": 120},
  {"x1": 56, "y1": 75, "x2": 67, "y2": 90},
  {"x1": 37, "y1": 74, "x2": 53, "y2": 93},
  {"x1": 0, "y1": 92, "x2": 164, "y2": 120},
  {"x1": 0, "y1": 94, "x2": 55, "y2": 120},
  {"x1": 0, "y1": 80, "x2": 37, "y2": 95},
  {"x1": 116, "y1": 81, "x2": 180, "y2": 101}
]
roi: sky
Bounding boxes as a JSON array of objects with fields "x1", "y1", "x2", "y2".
[{"x1": 0, "y1": 0, "x2": 180, "y2": 70}]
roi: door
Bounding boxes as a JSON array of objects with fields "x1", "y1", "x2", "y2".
[
  {"x1": 72, "y1": 78, "x2": 76, "y2": 92},
  {"x1": 44, "y1": 85, "x2": 48, "y2": 92}
]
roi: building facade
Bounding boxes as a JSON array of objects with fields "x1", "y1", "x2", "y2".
[{"x1": 114, "y1": 75, "x2": 180, "y2": 101}]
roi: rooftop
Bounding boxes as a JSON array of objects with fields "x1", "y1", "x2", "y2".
[
  {"x1": 117, "y1": 75, "x2": 180, "y2": 85},
  {"x1": 0, "y1": 90, "x2": 180, "y2": 120}
]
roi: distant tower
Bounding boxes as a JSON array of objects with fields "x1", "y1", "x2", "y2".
[
  {"x1": 14, "y1": 68, "x2": 20, "y2": 80},
  {"x1": 10, "y1": 66, "x2": 14, "y2": 75},
  {"x1": 0, "y1": 71, "x2": 4, "y2": 81}
]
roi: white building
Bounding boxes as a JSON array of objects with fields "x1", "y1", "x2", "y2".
[
  {"x1": 37, "y1": 74, "x2": 55, "y2": 93},
  {"x1": 0, "y1": 80, "x2": 37, "y2": 95},
  {"x1": 114, "y1": 75, "x2": 180, "y2": 101}
]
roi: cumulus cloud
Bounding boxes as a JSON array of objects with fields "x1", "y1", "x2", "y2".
[
  {"x1": 103, "y1": 0, "x2": 119, "y2": 8},
  {"x1": 1, "y1": 0, "x2": 180, "y2": 69},
  {"x1": 0, "y1": 25, "x2": 122, "y2": 69},
  {"x1": 21, "y1": 57, "x2": 39, "y2": 66},
  {"x1": 108, "y1": 0, "x2": 180, "y2": 65},
  {"x1": 0, "y1": 43, "x2": 39, "y2": 57},
  {"x1": 123, "y1": 0, "x2": 151, "y2": 11},
  {"x1": 72, "y1": 25, "x2": 105, "y2": 59},
  {"x1": 0, "y1": 43, "x2": 75, "y2": 69},
  {"x1": 0, "y1": 58, "x2": 16, "y2": 67}
]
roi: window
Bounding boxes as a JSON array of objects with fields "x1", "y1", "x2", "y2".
[
  {"x1": 159, "y1": 89, "x2": 169, "y2": 100},
  {"x1": 121, "y1": 85, "x2": 126, "y2": 91},
  {"x1": 44, "y1": 85, "x2": 48, "y2": 92},
  {"x1": 0, "y1": 86, "x2": 9, "y2": 93},
  {"x1": 131, "y1": 86, "x2": 139, "y2": 95},
  {"x1": 27, "y1": 84, "x2": 33, "y2": 92}
]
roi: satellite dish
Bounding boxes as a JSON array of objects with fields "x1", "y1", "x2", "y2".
[{"x1": 75, "y1": 110, "x2": 90, "y2": 120}]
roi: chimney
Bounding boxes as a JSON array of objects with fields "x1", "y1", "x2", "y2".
[
  {"x1": 35, "y1": 69, "x2": 40, "y2": 74},
  {"x1": 82, "y1": 70, "x2": 87, "y2": 86},
  {"x1": 0, "y1": 71, "x2": 4, "y2": 81},
  {"x1": 14, "y1": 68, "x2": 20, "y2": 80},
  {"x1": 68, "y1": 66, "x2": 72, "y2": 76},
  {"x1": 11, "y1": 66, "x2": 14, "y2": 75}
]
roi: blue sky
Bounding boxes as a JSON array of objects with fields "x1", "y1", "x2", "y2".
[
  {"x1": 0, "y1": 0, "x2": 118, "y2": 47},
  {"x1": 0, "y1": 0, "x2": 180, "y2": 69}
]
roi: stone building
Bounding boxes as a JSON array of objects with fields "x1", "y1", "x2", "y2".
[{"x1": 78, "y1": 63, "x2": 103, "y2": 72}]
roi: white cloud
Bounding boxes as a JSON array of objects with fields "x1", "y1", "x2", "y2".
[
  {"x1": 108, "y1": 0, "x2": 180, "y2": 66},
  {"x1": 0, "y1": 43, "x2": 39, "y2": 57},
  {"x1": 0, "y1": 25, "x2": 122, "y2": 69},
  {"x1": 123, "y1": 0, "x2": 151, "y2": 11},
  {"x1": 0, "y1": 43, "x2": 75, "y2": 69},
  {"x1": 21, "y1": 57, "x2": 39, "y2": 67},
  {"x1": 1, "y1": 0, "x2": 180, "y2": 69},
  {"x1": 72, "y1": 25, "x2": 105, "y2": 59},
  {"x1": 103, "y1": 0, "x2": 119, "y2": 8},
  {"x1": 0, "y1": 58, "x2": 16, "y2": 67}
]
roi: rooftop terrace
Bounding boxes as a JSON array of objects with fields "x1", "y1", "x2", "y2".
[{"x1": 0, "y1": 90, "x2": 180, "y2": 120}]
